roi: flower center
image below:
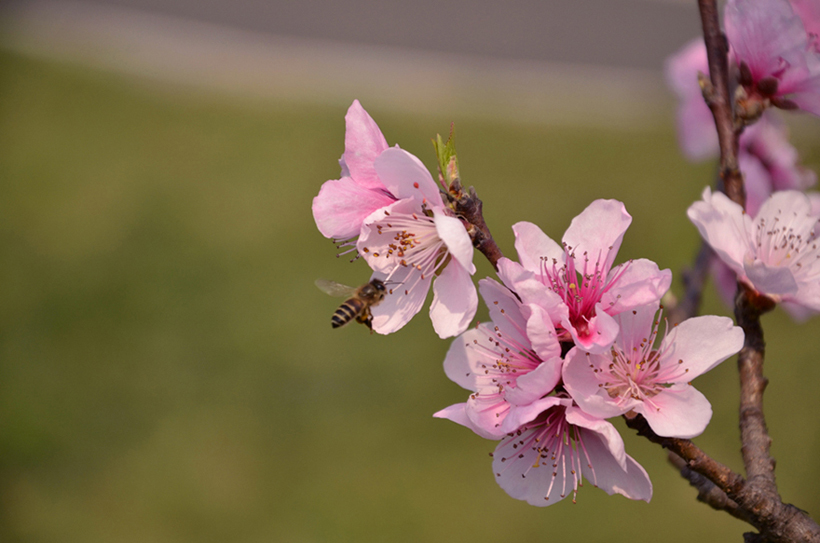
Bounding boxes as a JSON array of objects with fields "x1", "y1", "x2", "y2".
[
  {"x1": 752, "y1": 208, "x2": 820, "y2": 280},
  {"x1": 539, "y1": 245, "x2": 627, "y2": 337},
  {"x1": 494, "y1": 402, "x2": 590, "y2": 504}
]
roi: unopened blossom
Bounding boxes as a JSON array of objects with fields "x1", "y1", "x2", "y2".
[
  {"x1": 487, "y1": 396, "x2": 652, "y2": 506},
  {"x1": 726, "y1": 0, "x2": 820, "y2": 117},
  {"x1": 357, "y1": 147, "x2": 477, "y2": 338},
  {"x1": 312, "y1": 100, "x2": 397, "y2": 242},
  {"x1": 563, "y1": 302, "x2": 744, "y2": 439},
  {"x1": 688, "y1": 188, "x2": 820, "y2": 314},
  {"x1": 501, "y1": 200, "x2": 671, "y2": 354},
  {"x1": 664, "y1": 39, "x2": 718, "y2": 161},
  {"x1": 434, "y1": 278, "x2": 563, "y2": 439}
]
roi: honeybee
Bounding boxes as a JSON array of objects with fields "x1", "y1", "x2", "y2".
[{"x1": 316, "y1": 278, "x2": 387, "y2": 330}]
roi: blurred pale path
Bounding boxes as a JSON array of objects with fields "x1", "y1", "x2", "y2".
[
  {"x1": 0, "y1": 1, "x2": 819, "y2": 543},
  {"x1": 0, "y1": 0, "x2": 679, "y2": 127},
  {"x1": 5, "y1": 0, "x2": 701, "y2": 69}
]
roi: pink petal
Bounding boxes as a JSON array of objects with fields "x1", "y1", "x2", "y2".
[
  {"x1": 614, "y1": 301, "x2": 660, "y2": 353},
  {"x1": 504, "y1": 357, "x2": 563, "y2": 406},
  {"x1": 434, "y1": 402, "x2": 502, "y2": 440},
  {"x1": 659, "y1": 315, "x2": 745, "y2": 379},
  {"x1": 525, "y1": 304, "x2": 562, "y2": 362},
  {"x1": 479, "y1": 278, "x2": 529, "y2": 348},
  {"x1": 442, "y1": 326, "x2": 488, "y2": 391},
  {"x1": 565, "y1": 406, "x2": 628, "y2": 471},
  {"x1": 562, "y1": 200, "x2": 631, "y2": 274},
  {"x1": 312, "y1": 177, "x2": 395, "y2": 240},
  {"x1": 601, "y1": 259, "x2": 671, "y2": 315},
  {"x1": 565, "y1": 302, "x2": 620, "y2": 354},
  {"x1": 512, "y1": 221, "x2": 564, "y2": 274},
  {"x1": 567, "y1": 409, "x2": 652, "y2": 502},
  {"x1": 725, "y1": 0, "x2": 809, "y2": 83},
  {"x1": 563, "y1": 349, "x2": 633, "y2": 419},
  {"x1": 637, "y1": 385, "x2": 713, "y2": 439},
  {"x1": 687, "y1": 187, "x2": 751, "y2": 277},
  {"x1": 369, "y1": 266, "x2": 431, "y2": 334},
  {"x1": 343, "y1": 100, "x2": 389, "y2": 190},
  {"x1": 430, "y1": 261, "x2": 478, "y2": 338},
  {"x1": 499, "y1": 258, "x2": 568, "y2": 327},
  {"x1": 499, "y1": 396, "x2": 564, "y2": 434},
  {"x1": 744, "y1": 261, "x2": 799, "y2": 297},
  {"x1": 434, "y1": 209, "x2": 475, "y2": 274},
  {"x1": 664, "y1": 39, "x2": 719, "y2": 161},
  {"x1": 374, "y1": 147, "x2": 442, "y2": 203}
]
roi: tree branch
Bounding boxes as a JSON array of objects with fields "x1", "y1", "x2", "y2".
[{"x1": 697, "y1": 0, "x2": 745, "y2": 207}]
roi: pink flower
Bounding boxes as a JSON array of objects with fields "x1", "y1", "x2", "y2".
[
  {"x1": 664, "y1": 39, "x2": 718, "y2": 161},
  {"x1": 489, "y1": 397, "x2": 651, "y2": 506},
  {"x1": 501, "y1": 200, "x2": 671, "y2": 354},
  {"x1": 563, "y1": 302, "x2": 744, "y2": 439},
  {"x1": 357, "y1": 148, "x2": 477, "y2": 338},
  {"x1": 726, "y1": 0, "x2": 820, "y2": 116},
  {"x1": 312, "y1": 100, "x2": 397, "y2": 242},
  {"x1": 434, "y1": 278, "x2": 563, "y2": 439},
  {"x1": 688, "y1": 188, "x2": 820, "y2": 314}
]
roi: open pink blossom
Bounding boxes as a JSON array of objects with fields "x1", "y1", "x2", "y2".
[
  {"x1": 357, "y1": 147, "x2": 477, "y2": 338},
  {"x1": 501, "y1": 200, "x2": 671, "y2": 354},
  {"x1": 434, "y1": 278, "x2": 563, "y2": 439},
  {"x1": 726, "y1": 0, "x2": 820, "y2": 116},
  {"x1": 487, "y1": 396, "x2": 651, "y2": 506},
  {"x1": 688, "y1": 188, "x2": 820, "y2": 314},
  {"x1": 312, "y1": 100, "x2": 397, "y2": 242},
  {"x1": 563, "y1": 302, "x2": 744, "y2": 439}
]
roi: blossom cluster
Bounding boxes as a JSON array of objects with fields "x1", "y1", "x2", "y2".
[
  {"x1": 666, "y1": 0, "x2": 820, "y2": 320},
  {"x1": 310, "y1": 0, "x2": 820, "y2": 509}
]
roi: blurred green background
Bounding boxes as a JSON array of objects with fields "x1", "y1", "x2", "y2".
[{"x1": 1, "y1": 48, "x2": 819, "y2": 543}]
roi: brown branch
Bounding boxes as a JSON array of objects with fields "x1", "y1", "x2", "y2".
[
  {"x1": 627, "y1": 414, "x2": 820, "y2": 542},
  {"x1": 449, "y1": 180, "x2": 504, "y2": 271},
  {"x1": 697, "y1": 0, "x2": 745, "y2": 207},
  {"x1": 668, "y1": 453, "x2": 754, "y2": 524}
]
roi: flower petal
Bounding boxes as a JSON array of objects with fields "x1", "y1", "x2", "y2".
[
  {"x1": 343, "y1": 100, "x2": 389, "y2": 190},
  {"x1": 601, "y1": 259, "x2": 671, "y2": 315},
  {"x1": 434, "y1": 209, "x2": 475, "y2": 274},
  {"x1": 369, "y1": 266, "x2": 431, "y2": 335},
  {"x1": 658, "y1": 315, "x2": 745, "y2": 379},
  {"x1": 479, "y1": 278, "x2": 529, "y2": 348},
  {"x1": 433, "y1": 402, "x2": 502, "y2": 440},
  {"x1": 687, "y1": 187, "x2": 751, "y2": 277},
  {"x1": 312, "y1": 177, "x2": 395, "y2": 240},
  {"x1": 512, "y1": 222, "x2": 564, "y2": 274},
  {"x1": 442, "y1": 326, "x2": 488, "y2": 392},
  {"x1": 430, "y1": 261, "x2": 478, "y2": 338},
  {"x1": 504, "y1": 357, "x2": 563, "y2": 406},
  {"x1": 374, "y1": 147, "x2": 442, "y2": 203},
  {"x1": 563, "y1": 349, "x2": 636, "y2": 419},
  {"x1": 562, "y1": 200, "x2": 632, "y2": 274},
  {"x1": 637, "y1": 385, "x2": 713, "y2": 439}
]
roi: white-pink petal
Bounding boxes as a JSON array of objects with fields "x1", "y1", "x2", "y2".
[
  {"x1": 374, "y1": 147, "x2": 442, "y2": 203},
  {"x1": 601, "y1": 259, "x2": 672, "y2": 315},
  {"x1": 562, "y1": 199, "x2": 631, "y2": 273},
  {"x1": 565, "y1": 302, "x2": 620, "y2": 354},
  {"x1": 434, "y1": 209, "x2": 475, "y2": 274},
  {"x1": 511, "y1": 222, "x2": 564, "y2": 273},
  {"x1": 369, "y1": 266, "x2": 431, "y2": 334},
  {"x1": 660, "y1": 315, "x2": 745, "y2": 380},
  {"x1": 638, "y1": 385, "x2": 713, "y2": 439},
  {"x1": 687, "y1": 187, "x2": 751, "y2": 276},
  {"x1": 563, "y1": 350, "x2": 632, "y2": 419},
  {"x1": 430, "y1": 261, "x2": 478, "y2": 338}
]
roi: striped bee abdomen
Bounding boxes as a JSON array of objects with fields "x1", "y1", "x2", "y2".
[{"x1": 331, "y1": 299, "x2": 365, "y2": 328}]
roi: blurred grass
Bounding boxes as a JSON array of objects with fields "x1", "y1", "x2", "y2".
[{"x1": 0, "y1": 49, "x2": 819, "y2": 542}]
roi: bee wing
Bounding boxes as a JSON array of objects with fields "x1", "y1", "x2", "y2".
[{"x1": 315, "y1": 279, "x2": 357, "y2": 297}]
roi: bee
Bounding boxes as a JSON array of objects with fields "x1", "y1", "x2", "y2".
[{"x1": 315, "y1": 278, "x2": 387, "y2": 330}]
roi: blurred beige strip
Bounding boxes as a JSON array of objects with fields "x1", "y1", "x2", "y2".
[{"x1": 0, "y1": 0, "x2": 670, "y2": 127}]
